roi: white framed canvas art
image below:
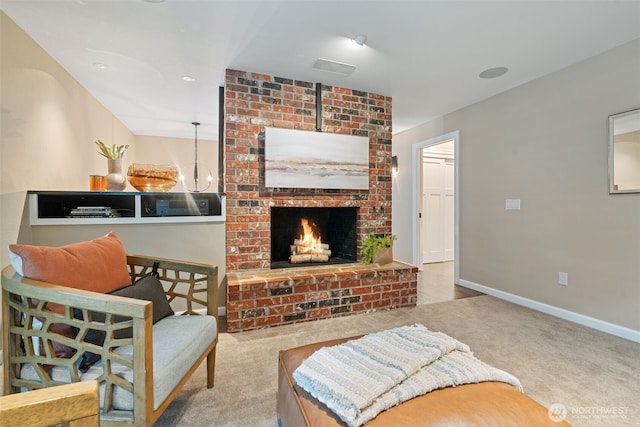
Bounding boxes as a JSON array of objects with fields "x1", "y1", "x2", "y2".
[{"x1": 264, "y1": 127, "x2": 369, "y2": 190}]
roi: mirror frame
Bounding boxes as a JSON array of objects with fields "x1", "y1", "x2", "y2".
[{"x1": 609, "y1": 107, "x2": 640, "y2": 194}]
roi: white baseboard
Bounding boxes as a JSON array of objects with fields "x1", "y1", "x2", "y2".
[{"x1": 459, "y1": 279, "x2": 640, "y2": 343}]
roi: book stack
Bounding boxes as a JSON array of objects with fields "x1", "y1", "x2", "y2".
[{"x1": 68, "y1": 206, "x2": 120, "y2": 218}]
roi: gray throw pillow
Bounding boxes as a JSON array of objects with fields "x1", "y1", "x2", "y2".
[
  {"x1": 74, "y1": 275, "x2": 174, "y2": 371},
  {"x1": 113, "y1": 275, "x2": 175, "y2": 323}
]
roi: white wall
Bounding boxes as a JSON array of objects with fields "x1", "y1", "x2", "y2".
[
  {"x1": 0, "y1": 11, "x2": 131, "y2": 266},
  {"x1": 0, "y1": 13, "x2": 227, "y2": 355},
  {"x1": 393, "y1": 39, "x2": 640, "y2": 334}
]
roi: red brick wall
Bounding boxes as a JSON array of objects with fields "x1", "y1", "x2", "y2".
[
  {"x1": 226, "y1": 263, "x2": 418, "y2": 332},
  {"x1": 224, "y1": 69, "x2": 393, "y2": 272}
]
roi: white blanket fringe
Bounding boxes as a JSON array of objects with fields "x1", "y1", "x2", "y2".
[{"x1": 293, "y1": 324, "x2": 522, "y2": 427}]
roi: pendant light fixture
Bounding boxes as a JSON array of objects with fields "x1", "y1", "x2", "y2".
[{"x1": 180, "y1": 121, "x2": 212, "y2": 192}]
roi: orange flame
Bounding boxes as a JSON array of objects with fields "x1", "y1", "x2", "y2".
[{"x1": 299, "y1": 218, "x2": 323, "y2": 253}]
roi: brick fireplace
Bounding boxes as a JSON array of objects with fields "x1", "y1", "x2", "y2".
[
  {"x1": 224, "y1": 69, "x2": 417, "y2": 332},
  {"x1": 271, "y1": 206, "x2": 358, "y2": 268}
]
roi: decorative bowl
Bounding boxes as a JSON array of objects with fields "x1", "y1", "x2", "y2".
[{"x1": 127, "y1": 163, "x2": 178, "y2": 192}]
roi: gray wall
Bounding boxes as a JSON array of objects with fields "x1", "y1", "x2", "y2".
[{"x1": 393, "y1": 39, "x2": 640, "y2": 333}]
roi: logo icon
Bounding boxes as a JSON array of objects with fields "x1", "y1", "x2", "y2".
[{"x1": 549, "y1": 403, "x2": 568, "y2": 422}]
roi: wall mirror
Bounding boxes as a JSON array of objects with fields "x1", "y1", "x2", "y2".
[{"x1": 609, "y1": 108, "x2": 640, "y2": 194}]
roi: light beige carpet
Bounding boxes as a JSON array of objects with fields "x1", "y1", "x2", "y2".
[
  {"x1": 154, "y1": 295, "x2": 639, "y2": 426},
  {"x1": 2, "y1": 295, "x2": 636, "y2": 425}
]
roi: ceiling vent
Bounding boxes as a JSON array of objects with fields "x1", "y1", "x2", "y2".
[{"x1": 312, "y1": 58, "x2": 356, "y2": 76}]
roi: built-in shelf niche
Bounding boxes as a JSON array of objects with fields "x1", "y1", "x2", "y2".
[{"x1": 28, "y1": 191, "x2": 225, "y2": 225}]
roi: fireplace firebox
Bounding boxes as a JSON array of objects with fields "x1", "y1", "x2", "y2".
[{"x1": 270, "y1": 207, "x2": 358, "y2": 269}]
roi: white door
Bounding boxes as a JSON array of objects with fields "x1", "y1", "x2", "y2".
[
  {"x1": 412, "y1": 131, "x2": 459, "y2": 279},
  {"x1": 422, "y1": 157, "x2": 455, "y2": 263}
]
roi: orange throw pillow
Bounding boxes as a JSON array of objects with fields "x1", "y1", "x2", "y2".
[{"x1": 9, "y1": 231, "x2": 131, "y2": 294}]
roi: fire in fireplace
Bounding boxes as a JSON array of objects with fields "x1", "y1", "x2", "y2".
[
  {"x1": 290, "y1": 218, "x2": 332, "y2": 263},
  {"x1": 271, "y1": 207, "x2": 357, "y2": 269}
]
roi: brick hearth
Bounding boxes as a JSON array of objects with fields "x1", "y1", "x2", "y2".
[
  {"x1": 224, "y1": 69, "x2": 417, "y2": 332},
  {"x1": 226, "y1": 262, "x2": 418, "y2": 332}
]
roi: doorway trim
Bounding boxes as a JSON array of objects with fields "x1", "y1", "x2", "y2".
[{"x1": 411, "y1": 130, "x2": 460, "y2": 283}]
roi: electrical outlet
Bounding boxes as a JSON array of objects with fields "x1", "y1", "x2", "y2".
[{"x1": 558, "y1": 272, "x2": 568, "y2": 286}]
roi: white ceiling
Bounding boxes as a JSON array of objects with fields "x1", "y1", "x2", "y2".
[{"x1": 2, "y1": 0, "x2": 639, "y2": 141}]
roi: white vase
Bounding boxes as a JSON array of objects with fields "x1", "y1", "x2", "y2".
[{"x1": 105, "y1": 158, "x2": 127, "y2": 191}]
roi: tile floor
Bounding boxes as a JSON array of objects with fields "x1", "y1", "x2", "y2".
[{"x1": 417, "y1": 261, "x2": 483, "y2": 305}]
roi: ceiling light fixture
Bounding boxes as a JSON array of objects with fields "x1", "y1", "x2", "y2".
[
  {"x1": 479, "y1": 67, "x2": 509, "y2": 79},
  {"x1": 352, "y1": 34, "x2": 367, "y2": 46},
  {"x1": 312, "y1": 58, "x2": 356, "y2": 76},
  {"x1": 182, "y1": 75, "x2": 196, "y2": 82},
  {"x1": 93, "y1": 62, "x2": 108, "y2": 70},
  {"x1": 180, "y1": 122, "x2": 212, "y2": 193}
]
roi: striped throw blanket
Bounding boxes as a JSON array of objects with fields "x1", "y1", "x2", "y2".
[{"x1": 293, "y1": 324, "x2": 522, "y2": 427}]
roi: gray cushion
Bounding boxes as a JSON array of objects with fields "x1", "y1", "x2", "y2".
[{"x1": 21, "y1": 314, "x2": 218, "y2": 411}]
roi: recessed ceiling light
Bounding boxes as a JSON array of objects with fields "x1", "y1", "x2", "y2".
[
  {"x1": 479, "y1": 67, "x2": 509, "y2": 79},
  {"x1": 352, "y1": 34, "x2": 367, "y2": 46},
  {"x1": 313, "y1": 58, "x2": 356, "y2": 76},
  {"x1": 93, "y1": 62, "x2": 108, "y2": 69},
  {"x1": 183, "y1": 75, "x2": 197, "y2": 82}
]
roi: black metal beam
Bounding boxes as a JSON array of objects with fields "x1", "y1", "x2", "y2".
[
  {"x1": 316, "y1": 82, "x2": 322, "y2": 132},
  {"x1": 218, "y1": 86, "x2": 224, "y2": 193}
]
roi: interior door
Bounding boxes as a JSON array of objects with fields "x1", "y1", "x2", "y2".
[{"x1": 422, "y1": 157, "x2": 455, "y2": 263}]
